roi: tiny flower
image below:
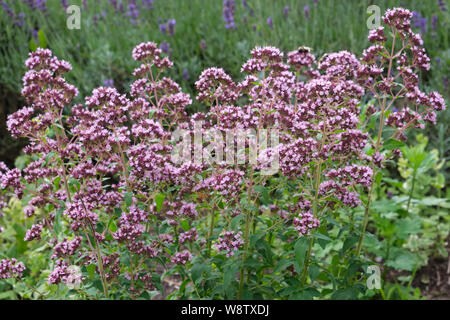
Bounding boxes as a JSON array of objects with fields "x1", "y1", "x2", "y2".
[{"x1": 267, "y1": 17, "x2": 273, "y2": 29}]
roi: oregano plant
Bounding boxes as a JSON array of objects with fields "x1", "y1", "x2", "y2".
[{"x1": 0, "y1": 8, "x2": 445, "y2": 300}]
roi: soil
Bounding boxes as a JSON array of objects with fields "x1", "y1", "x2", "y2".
[
  {"x1": 386, "y1": 239, "x2": 450, "y2": 300},
  {"x1": 0, "y1": 85, "x2": 27, "y2": 168},
  {"x1": 412, "y1": 254, "x2": 450, "y2": 300}
]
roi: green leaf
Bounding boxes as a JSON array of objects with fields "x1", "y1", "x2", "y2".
[
  {"x1": 331, "y1": 287, "x2": 358, "y2": 300},
  {"x1": 273, "y1": 259, "x2": 292, "y2": 274},
  {"x1": 13, "y1": 224, "x2": 28, "y2": 254},
  {"x1": 154, "y1": 193, "x2": 166, "y2": 212},
  {"x1": 230, "y1": 214, "x2": 244, "y2": 230},
  {"x1": 53, "y1": 176, "x2": 61, "y2": 189},
  {"x1": 293, "y1": 287, "x2": 321, "y2": 300},
  {"x1": 180, "y1": 219, "x2": 190, "y2": 231},
  {"x1": 109, "y1": 219, "x2": 117, "y2": 233},
  {"x1": 384, "y1": 139, "x2": 405, "y2": 150},
  {"x1": 294, "y1": 237, "x2": 310, "y2": 270},
  {"x1": 386, "y1": 251, "x2": 419, "y2": 271},
  {"x1": 395, "y1": 217, "x2": 421, "y2": 240},
  {"x1": 54, "y1": 207, "x2": 64, "y2": 237},
  {"x1": 86, "y1": 264, "x2": 96, "y2": 280},
  {"x1": 37, "y1": 29, "x2": 48, "y2": 48},
  {"x1": 29, "y1": 38, "x2": 38, "y2": 52},
  {"x1": 418, "y1": 197, "x2": 448, "y2": 207},
  {"x1": 254, "y1": 185, "x2": 270, "y2": 205},
  {"x1": 223, "y1": 263, "x2": 239, "y2": 298},
  {"x1": 342, "y1": 234, "x2": 359, "y2": 253},
  {"x1": 191, "y1": 263, "x2": 206, "y2": 285},
  {"x1": 0, "y1": 290, "x2": 16, "y2": 300},
  {"x1": 312, "y1": 233, "x2": 332, "y2": 242},
  {"x1": 309, "y1": 264, "x2": 320, "y2": 282},
  {"x1": 124, "y1": 192, "x2": 133, "y2": 207}
]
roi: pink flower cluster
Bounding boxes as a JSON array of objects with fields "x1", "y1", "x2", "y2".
[
  {"x1": 215, "y1": 231, "x2": 244, "y2": 257},
  {"x1": 0, "y1": 258, "x2": 25, "y2": 279},
  {"x1": 293, "y1": 212, "x2": 320, "y2": 236}
]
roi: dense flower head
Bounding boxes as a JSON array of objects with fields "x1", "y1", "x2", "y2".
[
  {"x1": 251, "y1": 46, "x2": 283, "y2": 63},
  {"x1": 215, "y1": 231, "x2": 244, "y2": 257},
  {"x1": 24, "y1": 223, "x2": 43, "y2": 241},
  {"x1": 195, "y1": 67, "x2": 238, "y2": 104},
  {"x1": 319, "y1": 51, "x2": 361, "y2": 79},
  {"x1": 48, "y1": 259, "x2": 69, "y2": 284},
  {"x1": 293, "y1": 211, "x2": 320, "y2": 236},
  {"x1": 179, "y1": 228, "x2": 198, "y2": 244},
  {"x1": 132, "y1": 41, "x2": 162, "y2": 62},
  {"x1": 194, "y1": 169, "x2": 244, "y2": 199},
  {"x1": 368, "y1": 27, "x2": 387, "y2": 43},
  {"x1": 326, "y1": 165, "x2": 373, "y2": 189},
  {"x1": 0, "y1": 258, "x2": 25, "y2": 279},
  {"x1": 382, "y1": 8, "x2": 413, "y2": 34},
  {"x1": 52, "y1": 237, "x2": 82, "y2": 259},
  {"x1": 287, "y1": 47, "x2": 316, "y2": 70},
  {"x1": 171, "y1": 250, "x2": 192, "y2": 265}
]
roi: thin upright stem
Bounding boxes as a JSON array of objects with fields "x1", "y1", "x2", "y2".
[
  {"x1": 238, "y1": 208, "x2": 252, "y2": 299},
  {"x1": 301, "y1": 127, "x2": 327, "y2": 283},
  {"x1": 406, "y1": 169, "x2": 417, "y2": 213},
  {"x1": 356, "y1": 30, "x2": 397, "y2": 257},
  {"x1": 206, "y1": 208, "x2": 216, "y2": 257}
]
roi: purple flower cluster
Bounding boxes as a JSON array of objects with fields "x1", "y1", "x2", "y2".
[
  {"x1": 412, "y1": 11, "x2": 427, "y2": 34},
  {"x1": 179, "y1": 228, "x2": 198, "y2": 244},
  {"x1": 215, "y1": 231, "x2": 244, "y2": 257},
  {"x1": 223, "y1": 0, "x2": 236, "y2": 29},
  {"x1": 48, "y1": 259, "x2": 69, "y2": 284},
  {"x1": 293, "y1": 212, "x2": 320, "y2": 236},
  {"x1": 194, "y1": 170, "x2": 244, "y2": 200},
  {"x1": 51, "y1": 237, "x2": 82, "y2": 259},
  {"x1": 22, "y1": 0, "x2": 47, "y2": 12},
  {"x1": 283, "y1": 6, "x2": 290, "y2": 19},
  {"x1": 171, "y1": 250, "x2": 192, "y2": 265},
  {"x1": 159, "y1": 19, "x2": 176, "y2": 36},
  {"x1": 24, "y1": 223, "x2": 43, "y2": 241},
  {"x1": 0, "y1": 258, "x2": 25, "y2": 279}
]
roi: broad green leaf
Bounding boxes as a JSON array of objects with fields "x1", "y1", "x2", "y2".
[
  {"x1": 155, "y1": 193, "x2": 166, "y2": 212},
  {"x1": 124, "y1": 192, "x2": 133, "y2": 207},
  {"x1": 294, "y1": 237, "x2": 310, "y2": 270},
  {"x1": 395, "y1": 217, "x2": 422, "y2": 240},
  {"x1": 384, "y1": 139, "x2": 405, "y2": 150}
]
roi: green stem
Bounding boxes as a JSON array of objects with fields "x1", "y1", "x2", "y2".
[
  {"x1": 301, "y1": 128, "x2": 326, "y2": 283},
  {"x1": 301, "y1": 237, "x2": 315, "y2": 284},
  {"x1": 238, "y1": 209, "x2": 252, "y2": 299},
  {"x1": 355, "y1": 182, "x2": 374, "y2": 256},
  {"x1": 206, "y1": 209, "x2": 216, "y2": 257},
  {"x1": 94, "y1": 241, "x2": 109, "y2": 299},
  {"x1": 89, "y1": 223, "x2": 109, "y2": 299},
  {"x1": 406, "y1": 170, "x2": 417, "y2": 213},
  {"x1": 356, "y1": 29, "x2": 397, "y2": 258}
]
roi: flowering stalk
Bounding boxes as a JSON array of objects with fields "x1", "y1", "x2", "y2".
[{"x1": 301, "y1": 126, "x2": 327, "y2": 284}]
